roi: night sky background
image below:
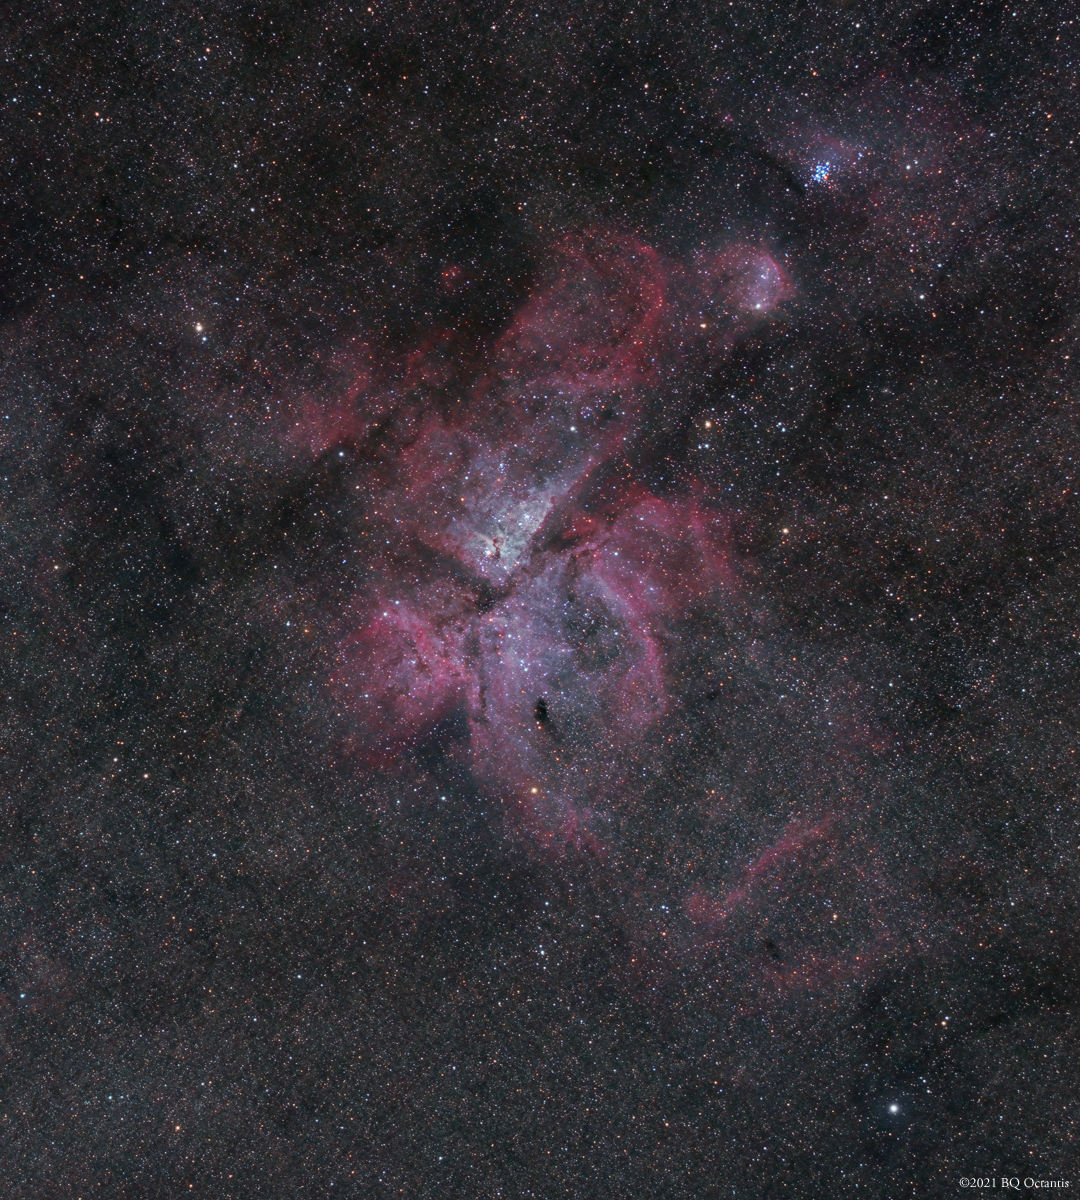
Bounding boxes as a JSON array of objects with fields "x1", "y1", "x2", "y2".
[{"x1": 1, "y1": 2, "x2": 1078, "y2": 1196}]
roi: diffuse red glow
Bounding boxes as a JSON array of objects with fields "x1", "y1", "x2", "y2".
[
  {"x1": 328, "y1": 231, "x2": 775, "y2": 843},
  {"x1": 300, "y1": 228, "x2": 907, "y2": 987}
]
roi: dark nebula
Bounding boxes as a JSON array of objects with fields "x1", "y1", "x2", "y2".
[{"x1": 1, "y1": 2, "x2": 1078, "y2": 1196}]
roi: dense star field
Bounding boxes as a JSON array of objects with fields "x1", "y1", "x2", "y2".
[{"x1": 1, "y1": 2, "x2": 1078, "y2": 1195}]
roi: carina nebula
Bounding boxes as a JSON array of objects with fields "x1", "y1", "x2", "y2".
[
  {"x1": 312, "y1": 228, "x2": 892, "y2": 980},
  {"x1": 7, "y1": 2, "x2": 1075, "y2": 1192},
  {"x1": 331, "y1": 233, "x2": 783, "y2": 841}
]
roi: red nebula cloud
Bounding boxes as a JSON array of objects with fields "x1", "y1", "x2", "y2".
[
  {"x1": 297, "y1": 226, "x2": 912, "y2": 991},
  {"x1": 492, "y1": 231, "x2": 670, "y2": 396},
  {"x1": 321, "y1": 229, "x2": 789, "y2": 844},
  {"x1": 685, "y1": 817, "x2": 835, "y2": 928},
  {"x1": 336, "y1": 583, "x2": 479, "y2": 747},
  {"x1": 695, "y1": 245, "x2": 793, "y2": 315}
]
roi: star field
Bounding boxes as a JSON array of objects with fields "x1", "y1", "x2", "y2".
[{"x1": 0, "y1": 2, "x2": 1078, "y2": 1196}]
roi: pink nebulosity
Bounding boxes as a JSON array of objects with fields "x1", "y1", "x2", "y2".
[
  {"x1": 695, "y1": 246, "x2": 793, "y2": 315},
  {"x1": 336, "y1": 582, "x2": 479, "y2": 749},
  {"x1": 684, "y1": 817, "x2": 835, "y2": 928},
  {"x1": 492, "y1": 231, "x2": 670, "y2": 397},
  {"x1": 461, "y1": 491, "x2": 735, "y2": 825},
  {"x1": 328, "y1": 230, "x2": 787, "y2": 846},
  {"x1": 286, "y1": 343, "x2": 388, "y2": 457}
]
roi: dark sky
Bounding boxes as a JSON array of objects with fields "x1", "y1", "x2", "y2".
[{"x1": 1, "y1": 2, "x2": 1078, "y2": 1196}]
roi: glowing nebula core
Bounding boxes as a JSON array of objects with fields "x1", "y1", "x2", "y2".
[{"x1": 329, "y1": 232, "x2": 789, "y2": 849}]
